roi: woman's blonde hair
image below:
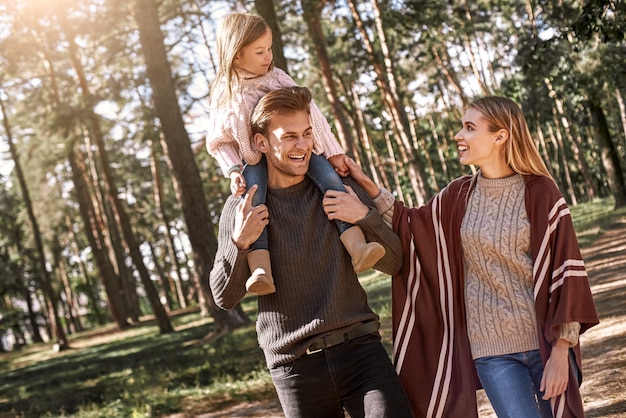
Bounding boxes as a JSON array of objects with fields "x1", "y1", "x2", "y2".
[
  {"x1": 209, "y1": 13, "x2": 271, "y2": 103},
  {"x1": 470, "y1": 96, "x2": 552, "y2": 178}
]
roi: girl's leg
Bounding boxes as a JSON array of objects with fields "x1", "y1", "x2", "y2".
[
  {"x1": 243, "y1": 157, "x2": 268, "y2": 251},
  {"x1": 242, "y1": 158, "x2": 275, "y2": 295},
  {"x1": 307, "y1": 154, "x2": 385, "y2": 273},
  {"x1": 306, "y1": 153, "x2": 351, "y2": 233}
]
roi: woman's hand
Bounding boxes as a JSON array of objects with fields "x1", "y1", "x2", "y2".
[{"x1": 540, "y1": 340, "x2": 570, "y2": 400}]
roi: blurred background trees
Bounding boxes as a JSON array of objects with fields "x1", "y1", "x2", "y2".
[{"x1": 0, "y1": 0, "x2": 623, "y2": 350}]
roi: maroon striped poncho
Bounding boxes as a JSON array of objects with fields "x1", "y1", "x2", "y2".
[{"x1": 391, "y1": 174, "x2": 599, "y2": 418}]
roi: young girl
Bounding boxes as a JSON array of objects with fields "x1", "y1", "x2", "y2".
[
  {"x1": 331, "y1": 96, "x2": 599, "y2": 417},
  {"x1": 206, "y1": 13, "x2": 385, "y2": 296}
]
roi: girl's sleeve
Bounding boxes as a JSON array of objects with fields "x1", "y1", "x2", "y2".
[
  {"x1": 211, "y1": 144, "x2": 243, "y2": 176},
  {"x1": 205, "y1": 83, "x2": 246, "y2": 176},
  {"x1": 272, "y1": 67, "x2": 344, "y2": 158},
  {"x1": 309, "y1": 101, "x2": 345, "y2": 157}
]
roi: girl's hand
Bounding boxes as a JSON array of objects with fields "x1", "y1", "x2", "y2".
[
  {"x1": 230, "y1": 171, "x2": 246, "y2": 196},
  {"x1": 328, "y1": 154, "x2": 351, "y2": 177},
  {"x1": 344, "y1": 158, "x2": 380, "y2": 199}
]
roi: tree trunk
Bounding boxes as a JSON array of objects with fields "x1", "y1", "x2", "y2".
[
  {"x1": 346, "y1": 0, "x2": 430, "y2": 204},
  {"x1": 547, "y1": 122, "x2": 577, "y2": 205},
  {"x1": 69, "y1": 148, "x2": 130, "y2": 329},
  {"x1": 150, "y1": 139, "x2": 187, "y2": 309},
  {"x1": 64, "y1": 32, "x2": 173, "y2": 334},
  {"x1": 130, "y1": 0, "x2": 249, "y2": 333},
  {"x1": 615, "y1": 87, "x2": 626, "y2": 152},
  {"x1": 544, "y1": 78, "x2": 597, "y2": 200},
  {"x1": 254, "y1": 0, "x2": 288, "y2": 72},
  {"x1": 65, "y1": 214, "x2": 107, "y2": 325},
  {"x1": 350, "y1": 84, "x2": 391, "y2": 192},
  {"x1": 35, "y1": 41, "x2": 127, "y2": 329},
  {"x1": 0, "y1": 96, "x2": 68, "y2": 350},
  {"x1": 588, "y1": 98, "x2": 626, "y2": 208},
  {"x1": 301, "y1": 0, "x2": 358, "y2": 158}
]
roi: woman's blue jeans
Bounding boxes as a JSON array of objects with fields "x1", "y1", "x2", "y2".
[
  {"x1": 474, "y1": 349, "x2": 553, "y2": 418},
  {"x1": 243, "y1": 154, "x2": 352, "y2": 251}
]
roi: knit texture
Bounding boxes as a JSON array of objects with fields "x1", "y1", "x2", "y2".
[
  {"x1": 461, "y1": 173, "x2": 539, "y2": 359},
  {"x1": 209, "y1": 177, "x2": 402, "y2": 368},
  {"x1": 205, "y1": 67, "x2": 344, "y2": 175}
]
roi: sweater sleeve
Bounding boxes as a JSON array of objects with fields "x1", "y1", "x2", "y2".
[
  {"x1": 372, "y1": 187, "x2": 396, "y2": 228},
  {"x1": 205, "y1": 84, "x2": 246, "y2": 175},
  {"x1": 343, "y1": 177, "x2": 402, "y2": 275},
  {"x1": 211, "y1": 144, "x2": 243, "y2": 176},
  {"x1": 209, "y1": 196, "x2": 252, "y2": 310},
  {"x1": 309, "y1": 101, "x2": 345, "y2": 158},
  {"x1": 272, "y1": 68, "x2": 344, "y2": 158}
]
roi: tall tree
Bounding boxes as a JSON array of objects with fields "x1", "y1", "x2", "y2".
[
  {"x1": 128, "y1": 0, "x2": 249, "y2": 333},
  {"x1": 0, "y1": 95, "x2": 68, "y2": 349}
]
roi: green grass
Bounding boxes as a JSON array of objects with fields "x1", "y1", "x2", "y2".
[
  {"x1": 1, "y1": 197, "x2": 623, "y2": 417},
  {"x1": 570, "y1": 197, "x2": 626, "y2": 247}
]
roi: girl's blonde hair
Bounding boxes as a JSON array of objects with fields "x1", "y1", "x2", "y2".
[
  {"x1": 470, "y1": 96, "x2": 552, "y2": 179},
  {"x1": 209, "y1": 13, "x2": 271, "y2": 103}
]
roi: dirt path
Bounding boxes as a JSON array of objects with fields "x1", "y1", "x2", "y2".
[{"x1": 201, "y1": 217, "x2": 626, "y2": 418}]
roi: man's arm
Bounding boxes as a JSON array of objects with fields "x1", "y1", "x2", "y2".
[
  {"x1": 209, "y1": 186, "x2": 268, "y2": 309},
  {"x1": 323, "y1": 177, "x2": 402, "y2": 275},
  {"x1": 209, "y1": 197, "x2": 249, "y2": 310}
]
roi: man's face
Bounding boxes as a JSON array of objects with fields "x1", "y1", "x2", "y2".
[{"x1": 255, "y1": 110, "x2": 313, "y2": 189}]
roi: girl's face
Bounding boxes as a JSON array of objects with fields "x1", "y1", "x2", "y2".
[
  {"x1": 234, "y1": 28, "x2": 273, "y2": 76},
  {"x1": 453, "y1": 107, "x2": 510, "y2": 178}
]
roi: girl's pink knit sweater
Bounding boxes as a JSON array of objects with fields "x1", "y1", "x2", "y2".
[{"x1": 205, "y1": 68, "x2": 344, "y2": 175}]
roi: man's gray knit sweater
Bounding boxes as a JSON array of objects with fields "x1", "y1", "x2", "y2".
[{"x1": 210, "y1": 177, "x2": 402, "y2": 368}]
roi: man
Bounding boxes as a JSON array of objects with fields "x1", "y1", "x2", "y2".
[{"x1": 209, "y1": 86, "x2": 413, "y2": 418}]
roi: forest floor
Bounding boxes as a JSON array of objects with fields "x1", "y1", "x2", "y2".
[{"x1": 192, "y1": 216, "x2": 626, "y2": 418}]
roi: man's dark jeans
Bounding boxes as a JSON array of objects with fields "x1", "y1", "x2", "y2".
[{"x1": 269, "y1": 333, "x2": 414, "y2": 418}]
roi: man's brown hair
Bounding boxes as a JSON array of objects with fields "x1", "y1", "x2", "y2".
[{"x1": 251, "y1": 87, "x2": 312, "y2": 137}]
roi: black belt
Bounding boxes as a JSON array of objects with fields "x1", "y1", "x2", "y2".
[{"x1": 305, "y1": 321, "x2": 380, "y2": 355}]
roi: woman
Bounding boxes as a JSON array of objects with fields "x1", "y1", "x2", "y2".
[{"x1": 330, "y1": 96, "x2": 598, "y2": 417}]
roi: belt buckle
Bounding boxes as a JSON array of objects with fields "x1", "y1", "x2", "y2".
[
  {"x1": 305, "y1": 346, "x2": 323, "y2": 355},
  {"x1": 306, "y1": 334, "x2": 332, "y2": 355}
]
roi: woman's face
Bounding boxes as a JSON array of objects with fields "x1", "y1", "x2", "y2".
[
  {"x1": 234, "y1": 28, "x2": 273, "y2": 76},
  {"x1": 453, "y1": 107, "x2": 505, "y2": 174}
]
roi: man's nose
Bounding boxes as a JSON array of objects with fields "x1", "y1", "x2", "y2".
[{"x1": 295, "y1": 135, "x2": 311, "y2": 148}]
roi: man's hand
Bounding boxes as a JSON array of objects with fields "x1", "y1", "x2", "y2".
[
  {"x1": 540, "y1": 340, "x2": 570, "y2": 400},
  {"x1": 323, "y1": 186, "x2": 369, "y2": 224},
  {"x1": 232, "y1": 185, "x2": 269, "y2": 250}
]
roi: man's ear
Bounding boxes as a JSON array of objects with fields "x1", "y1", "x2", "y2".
[{"x1": 253, "y1": 132, "x2": 268, "y2": 152}]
